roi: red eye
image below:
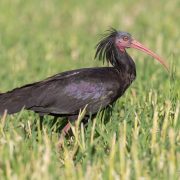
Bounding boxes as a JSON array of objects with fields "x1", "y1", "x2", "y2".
[{"x1": 123, "y1": 36, "x2": 128, "y2": 41}]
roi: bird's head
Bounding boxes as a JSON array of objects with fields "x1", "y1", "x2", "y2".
[{"x1": 95, "y1": 28, "x2": 168, "y2": 71}]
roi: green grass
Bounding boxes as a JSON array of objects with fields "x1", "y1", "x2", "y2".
[{"x1": 0, "y1": 0, "x2": 179, "y2": 179}]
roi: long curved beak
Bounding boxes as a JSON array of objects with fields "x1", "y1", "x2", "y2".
[{"x1": 130, "y1": 39, "x2": 169, "y2": 71}]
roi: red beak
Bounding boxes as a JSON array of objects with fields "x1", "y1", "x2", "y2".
[{"x1": 130, "y1": 39, "x2": 169, "y2": 71}]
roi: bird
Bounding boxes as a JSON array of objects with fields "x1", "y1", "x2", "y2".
[{"x1": 0, "y1": 28, "x2": 168, "y2": 137}]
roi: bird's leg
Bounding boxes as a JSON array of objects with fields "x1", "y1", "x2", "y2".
[
  {"x1": 57, "y1": 115, "x2": 89, "y2": 148},
  {"x1": 63, "y1": 122, "x2": 71, "y2": 134},
  {"x1": 57, "y1": 121, "x2": 71, "y2": 147},
  {"x1": 39, "y1": 115, "x2": 44, "y2": 130},
  {"x1": 59, "y1": 122, "x2": 71, "y2": 138}
]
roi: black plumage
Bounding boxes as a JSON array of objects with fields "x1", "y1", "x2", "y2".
[{"x1": 0, "y1": 28, "x2": 167, "y2": 130}]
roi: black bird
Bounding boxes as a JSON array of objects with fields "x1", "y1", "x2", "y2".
[{"x1": 0, "y1": 29, "x2": 168, "y2": 135}]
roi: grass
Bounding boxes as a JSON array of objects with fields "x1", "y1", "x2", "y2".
[{"x1": 0, "y1": 0, "x2": 179, "y2": 179}]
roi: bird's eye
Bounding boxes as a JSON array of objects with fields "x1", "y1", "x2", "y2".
[{"x1": 123, "y1": 36, "x2": 129, "y2": 41}]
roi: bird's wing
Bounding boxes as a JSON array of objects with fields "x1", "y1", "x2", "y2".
[{"x1": 26, "y1": 68, "x2": 120, "y2": 115}]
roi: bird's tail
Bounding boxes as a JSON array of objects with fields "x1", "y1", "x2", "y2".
[{"x1": 0, "y1": 85, "x2": 33, "y2": 115}]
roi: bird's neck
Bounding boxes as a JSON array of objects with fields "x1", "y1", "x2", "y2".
[{"x1": 113, "y1": 50, "x2": 136, "y2": 77}]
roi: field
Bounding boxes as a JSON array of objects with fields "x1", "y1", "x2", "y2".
[{"x1": 0, "y1": 0, "x2": 179, "y2": 179}]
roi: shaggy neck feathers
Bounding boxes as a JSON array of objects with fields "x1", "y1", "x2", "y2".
[{"x1": 94, "y1": 28, "x2": 136, "y2": 75}]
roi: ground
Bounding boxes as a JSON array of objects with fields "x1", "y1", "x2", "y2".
[{"x1": 0, "y1": 0, "x2": 179, "y2": 179}]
